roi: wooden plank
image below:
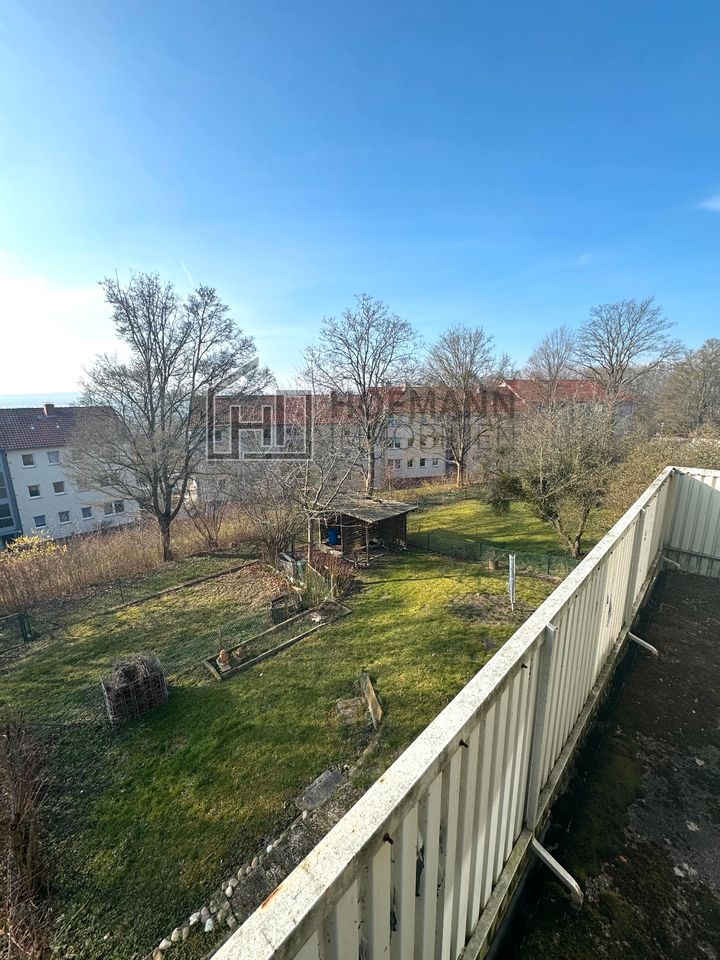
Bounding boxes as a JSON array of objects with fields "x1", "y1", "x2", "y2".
[{"x1": 361, "y1": 673, "x2": 383, "y2": 729}]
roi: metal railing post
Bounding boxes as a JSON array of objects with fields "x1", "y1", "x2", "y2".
[{"x1": 524, "y1": 622, "x2": 557, "y2": 830}]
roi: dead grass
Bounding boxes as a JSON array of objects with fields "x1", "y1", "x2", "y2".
[{"x1": 0, "y1": 510, "x2": 256, "y2": 615}]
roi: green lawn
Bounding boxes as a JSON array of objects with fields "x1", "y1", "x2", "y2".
[
  {"x1": 408, "y1": 498, "x2": 611, "y2": 557},
  {"x1": 2, "y1": 550, "x2": 555, "y2": 960}
]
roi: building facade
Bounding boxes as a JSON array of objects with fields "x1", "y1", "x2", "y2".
[{"x1": 0, "y1": 403, "x2": 140, "y2": 545}]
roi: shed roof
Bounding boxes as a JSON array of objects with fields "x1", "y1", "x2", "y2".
[{"x1": 326, "y1": 496, "x2": 417, "y2": 523}]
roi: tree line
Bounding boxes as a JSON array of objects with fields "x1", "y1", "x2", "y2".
[{"x1": 70, "y1": 272, "x2": 720, "y2": 560}]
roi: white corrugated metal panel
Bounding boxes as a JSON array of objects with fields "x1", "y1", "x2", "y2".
[{"x1": 666, "y1": 468, "x2": 720, "y2": 574}]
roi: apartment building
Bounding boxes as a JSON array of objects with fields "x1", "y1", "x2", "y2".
[
  {"x1": 0, "y1": 403, "x2": 139, "y2": 545},
  {"x1": 374, "y1": 385, "x2": 515, "y2": 487}
]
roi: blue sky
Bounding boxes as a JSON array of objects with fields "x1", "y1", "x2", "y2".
[{"x1": 1, "y1": 0, "x2": 718, "y2": 393}]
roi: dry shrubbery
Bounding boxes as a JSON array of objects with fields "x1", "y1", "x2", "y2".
[
  {"x1": 0, "y1": 509, "x2": 254, "y2": 615},
  {"x1": 606, "y1": 428, "x2": 720, "y2": 515},
  {"x1": 1, "y1": 719, "x2": 49, "y2": 960}
]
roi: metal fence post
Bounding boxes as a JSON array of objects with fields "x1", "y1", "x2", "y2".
[{"x1": 524, "y1": 623, "x2": 557, "y2": 830}]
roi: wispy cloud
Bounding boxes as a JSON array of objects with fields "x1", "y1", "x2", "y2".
[
  {"x1": 180, "y1": 260, "x2": 195, "y2": 285},
  {"x1": 697, "y1": 193, "x2": 720, "y2": 212}
]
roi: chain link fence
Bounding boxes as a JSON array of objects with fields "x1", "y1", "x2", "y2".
[{"x1": 407, "y1": 530, "x2": 578, "y2": 577}]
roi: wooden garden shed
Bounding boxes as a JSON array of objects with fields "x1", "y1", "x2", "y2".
[{"x1": 315, "y1": 496, "x2": 416, "y2": 563}]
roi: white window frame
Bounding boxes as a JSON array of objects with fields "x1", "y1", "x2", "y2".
[
  {"x1": 58, "y1": 510, "x2": 71, "y2": 525},
  {"x1": 47, "y1": 450, "x2": 60, "y2": 464},
  {"x1": 28, "y1": 485, "x2": 41, "y2": 499},
  {"x1": 81, "y1": 506, "x2": 93, "y2": 520},
  {"x1": 34, "y1": 514, "x2": 46, "y2": 528},
  {"x1": 53, "y1": 481, "x2": 66, "y2": 496},
  {"x1": 22, "y1": 453, "x2": 35, "y2": 467}
]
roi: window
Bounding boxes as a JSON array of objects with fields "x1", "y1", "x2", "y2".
[
  {"x1": 407, "y1": 459, "x2": 414, "y2": 468},
  {"x1": 28, "y1": 485, "x2": 41, "y2": 498},
  {"x1": 419, "y1": 458, "x2": 426, "y2": 467},
  {"x1": 0, "y1": 471, "x2": 7, "y2": 499},
  {"x1": 58, "y1": 510, "x2": 70, "y2": 524},
  {"x1": 81, "y1": 506, "x2": 93, "y2": 520},
  {"x1": 104, "y1": 502, "x2": 114, "y2": 516},
  {"x1": 392, "y1": 439, "x2": 401, "y2": 448},
  {"x1": 407, "y1": 438, "x2": 414, "y2": 447},
  {"x1": 34, "y1": 515, "x2": 46, "y2": 528},
  {"x1": 214, "y1": 430, "x2": 223, "y2": 442},
  {"x1": 47, "y1": 451, "x2": 60, "y2": 464},
  {"x1": 53, "y1": 481, "x2": 66, "y2": 495},
  {"x1": 432, "y1": 458, "x2": 439, "y2": 466},
  {"x1": 113, "y1": 500, "x2": 125, "y2": 514},
  {"x1": 0, "y1": 504, "x2": 13, "y2": 529},
  {"x1": 22, "y1": 453, "x2": 35, "y2": 467}
]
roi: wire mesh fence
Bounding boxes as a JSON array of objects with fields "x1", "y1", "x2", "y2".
[
  {"x1": 385, "y1": 482, "x2": 486, "y2": 509},
  {"x1": 407, "y1": 530, "x2": 578, "y2": 577},
  {"x1": 0, "y1": 610, "x2": 33, "y2": 652}
]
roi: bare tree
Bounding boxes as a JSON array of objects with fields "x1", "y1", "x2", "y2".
[
  {"x1": 275, "y1": 393, "x2": 360, "y2": 560},
  {"x1": 424, "y1": 324, "x2": 498, "y2": 486},
  {"x1": 206, "y1": 386, "x2": 359, "y2": 561},
  {"x1": 657, "y1": 338, "x2": 720, "y2": 435},
  {"x1": 515, "y1": 403, "x2": 620, "y2": 557},
  {"x1": 524, "y1": 325, "x2": 576, "y2": 402},
  {"x1": 228, "y1": 463, "x2": 303, "y2": 561},
  {"x1": 304, "y1": 294, "x2": 419, "y2": 495},
  {"x1": 183, "y1": 476, "x2": 234, "y2": 552},
  {"x1": 574, "y1": 297, "x2": 679, "y2": 400},
  {"x1": 71, "y1": 272, "x2": 270, "y2": 560}
]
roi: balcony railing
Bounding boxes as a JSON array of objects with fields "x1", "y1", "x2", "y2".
[{"x1": 216, "y1": 466, "x2": 720, "y2": 960}]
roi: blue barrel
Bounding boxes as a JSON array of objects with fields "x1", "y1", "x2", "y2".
[{"x1": 327, "y1": 526, "x2": 340, "y2": 546}]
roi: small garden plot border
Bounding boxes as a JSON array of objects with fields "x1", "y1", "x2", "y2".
[{"x1": 203, "y1": 601, "x2": 351, "y2": 681}]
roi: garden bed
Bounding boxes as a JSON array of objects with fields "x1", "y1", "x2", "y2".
[{"x1": 203, "y1": 600, "x2": 350, "y2": 680}]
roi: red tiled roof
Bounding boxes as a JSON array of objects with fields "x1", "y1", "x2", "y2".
[
  {"x1": 501, "y1": 379, "x2": 613, "y2": 404},
  {"x1": 0, "y1": 404, "x2": 108, "y2": 451}
]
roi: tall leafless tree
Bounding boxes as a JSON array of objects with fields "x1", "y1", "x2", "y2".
[
  {"x1": 657, "y1": 338, "x2": 720, "y2": 435},
  {"x1": 70, "y1": 272, "x2": 270, "y2": 560},
  {"x1": 524, "y1": 325, "x2": 576, "y2": 402},
  {"x1": 304, "y1": 294, "x2": 419, "y2": 495},
  {"x1": 574, "y1": 297, "x2": 678, "y2": 400},
  {"x1": 424, "y1": 324, "x2": 499, "y2": 486}
]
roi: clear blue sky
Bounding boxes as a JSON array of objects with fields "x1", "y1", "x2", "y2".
[{"x1": 1, "y1": 0, "x2": 718, "y2": 393}]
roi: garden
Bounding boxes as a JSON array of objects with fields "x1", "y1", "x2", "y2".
[{"x1": 0, "y1": 496, "x2": 604, "y2": 960}]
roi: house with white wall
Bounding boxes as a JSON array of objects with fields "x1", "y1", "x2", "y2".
[{"x1": 0, "y1": 403, "x2": 140, "y2": 544}]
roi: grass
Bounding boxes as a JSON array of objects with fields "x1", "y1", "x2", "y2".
[
  {"x1": 33, "y1": 551, "x2": 254, "y2": 628},
  {"x1": 1, "y1": 549, "x2": 555, "y2": 960},
  {"x1": 408, "y1": 498, "x2": 612, "y2": 557}
]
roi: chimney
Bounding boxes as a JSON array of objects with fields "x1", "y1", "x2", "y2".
[{"x1": 43, "y1": 402, "x2": 56, "y2": 417}]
